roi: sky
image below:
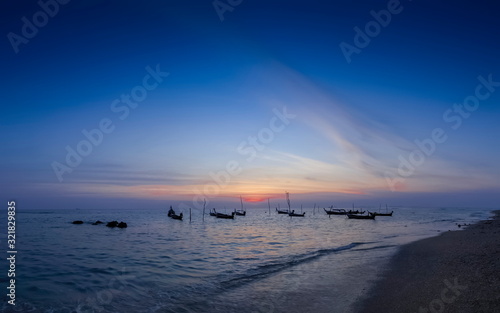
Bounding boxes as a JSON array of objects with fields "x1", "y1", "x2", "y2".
[{"x1": 1, "y1": 0, "x2": 499, "y2": 210}]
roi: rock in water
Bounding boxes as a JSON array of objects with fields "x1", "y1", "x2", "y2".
[
  {"x1": 72, "y1": 220, "x2": 84, "y2": 224},
  {"x1": 117, "y1": 222, "x2": 128, "y2": 228},
  {"x1": 106, "y1": 221, "x2": 118, "y2": 227}
]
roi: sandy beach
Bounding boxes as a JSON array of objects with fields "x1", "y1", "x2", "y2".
[{"x1": 356, "y1": 210, "x2": 500, "y2": 313}]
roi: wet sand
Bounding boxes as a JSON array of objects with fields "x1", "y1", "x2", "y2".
[{"x1": 356, "y1": 210, "x2": 500, "y2": 313}]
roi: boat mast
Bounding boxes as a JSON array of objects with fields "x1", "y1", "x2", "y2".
[{"x1": 286, "y1": 191, "x2": 291, "y2": 211}]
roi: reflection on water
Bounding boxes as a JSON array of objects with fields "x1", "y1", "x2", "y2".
[{"x1": 0, "y1": 207, "x2": 490, "y2": 312}]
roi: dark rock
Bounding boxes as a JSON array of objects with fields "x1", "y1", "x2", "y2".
[
  {"x1": 92, "y1": 220, "x2": 104, "y2": 225},
  {"x1": 72, "y1": 220, "x2": 84, "y2": 224},
  {"x1": 117, "y1": 222, "x2": 127, "y2": 228},
  {"x1": 106, "y1": 221, "x2": 118, "y2": 227}
]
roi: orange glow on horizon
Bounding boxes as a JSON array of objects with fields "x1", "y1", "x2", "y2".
[
  {"x1": 242, "y1": 196, "x2": 267, "y2": 203},
  {"x1": 57, "y1": 181, "x2": 374, "y2": 201}
]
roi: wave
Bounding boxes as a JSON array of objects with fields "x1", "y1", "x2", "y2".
[
  {"x1": 350, "y1": 244, "x2": 397, "y2": 252},
  {"x1": 218, "y1": 242, "x2": 365, "y2": 290}
]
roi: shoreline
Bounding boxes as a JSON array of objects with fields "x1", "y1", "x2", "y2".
[{"x1": 355, "y1": 210, "x2": 500, "y2": 313}]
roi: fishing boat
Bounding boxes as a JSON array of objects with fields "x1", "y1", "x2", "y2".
[
  {"x1": 347, "y1": 213, "x2": 375, "y2": 220},
  {"x1": 347, "y1": 210, "x2": 365, "y2": 214},
  {"x1": 215, "y1": 212, "x2": 235, "y2": 219},
  {"x1": 234, "y1": 196, "x2": 246, "y2": 216},
  {"x1": 369, "y1": 211, "x2": 393, "y2": 217},
  {"x1": 348, "y1": 204, "x2": 365, "y2": 215},
  {"x1": 167, "y1": 206, "x2": 175, "y2": 217},
  {"x1": 284, "y1": 192, "x2": 305, "y2": 217},
  {"x1": 288, "y1": 210, "x2": 305, "y2": 217},
  {"x1": 209, "y1": 208, "x2": 217, "y2": 216},
  {"x1": 167, "y1": 206, "x2": 183, "y2": 220},
  {"x1": 368, "y1": 205, "x2": 394, "y2": 216},
  {"x1": 276, "y1": 208, "x2": 289, "y2": 214},
  {"x1": 324, "y1": 207, "x2": 347, "y2": 215},
  {"x1": 170, "y1": 213, "x2": 183, "y2": 220}
]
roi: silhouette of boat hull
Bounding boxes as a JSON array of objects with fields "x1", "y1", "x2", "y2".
[
  {"x1": 167, "y1": 206, "x2": 183, "y2": 220},
  {"x1": 216, "y1": 212, "x2": 235, "y2": 219},
  {"x1": 324, "y1": 208, "x2": 347, "y2": 215},
  {"x1": 347, "y1": 213, "x2": 375, "y2": 220},
  {"x1": 368, "y1": 211, "x2": 393, "y2": 217},
  {"x1": 170, "y1": 214, "x2": 183, "y2": 220},
  {"x1": 288, "y1": 210, "x2": 305, "y2": 217}
]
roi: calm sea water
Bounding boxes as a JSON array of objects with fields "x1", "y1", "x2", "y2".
[{"x1": 0, "y1": 206, "x2": 492, "y2": 313}]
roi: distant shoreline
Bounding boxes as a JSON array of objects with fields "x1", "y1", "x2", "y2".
[{"x1": 355, "y1": 210, "x2": 500, "y2": 312}]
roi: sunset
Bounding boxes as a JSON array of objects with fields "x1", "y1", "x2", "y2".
[
  {"x1": 3, "y1": 1, "x2": 500, "y2": 211},
  {"x1": 1, "y1": 1, "x2": 499, "y2": 312}
]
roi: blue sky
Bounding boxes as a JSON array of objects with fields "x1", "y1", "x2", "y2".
[{"x1": 1, "y1": 0, "x2": 499, "y2": 209}]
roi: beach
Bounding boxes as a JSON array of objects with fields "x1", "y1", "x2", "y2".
[{"x1": 356, "y1": 210, "x2": 500, "y2": 313}]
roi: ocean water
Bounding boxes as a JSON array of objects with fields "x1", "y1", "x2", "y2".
[{"x1": 0, "y1": 206, "x2": 492, "y2": 313}]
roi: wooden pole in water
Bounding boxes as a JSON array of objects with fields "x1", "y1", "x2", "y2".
[
  {"x1": 189, "y1": 208, "x2": 192, "y2": 222},
  {"x1": 268, "y1": 198, "x2": 271, "y2": 215},
  {"x1": 286, "y1": 191, "x2": 291, "y2": 218},
  {"x1": 313, "y1": 203, "x2": 316, "y2": 215},
  {"x1": 203, "y1": 199, "x2": 206, "y2": 222}
]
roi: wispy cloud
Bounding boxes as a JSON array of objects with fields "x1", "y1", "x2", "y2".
[{"x1": 27, "y1": 62, "x2": 499, "y2": 205}]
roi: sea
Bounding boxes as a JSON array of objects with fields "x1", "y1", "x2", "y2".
[{"x1": 0, "y1": 206, "x2": 493, "y2": 313}]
